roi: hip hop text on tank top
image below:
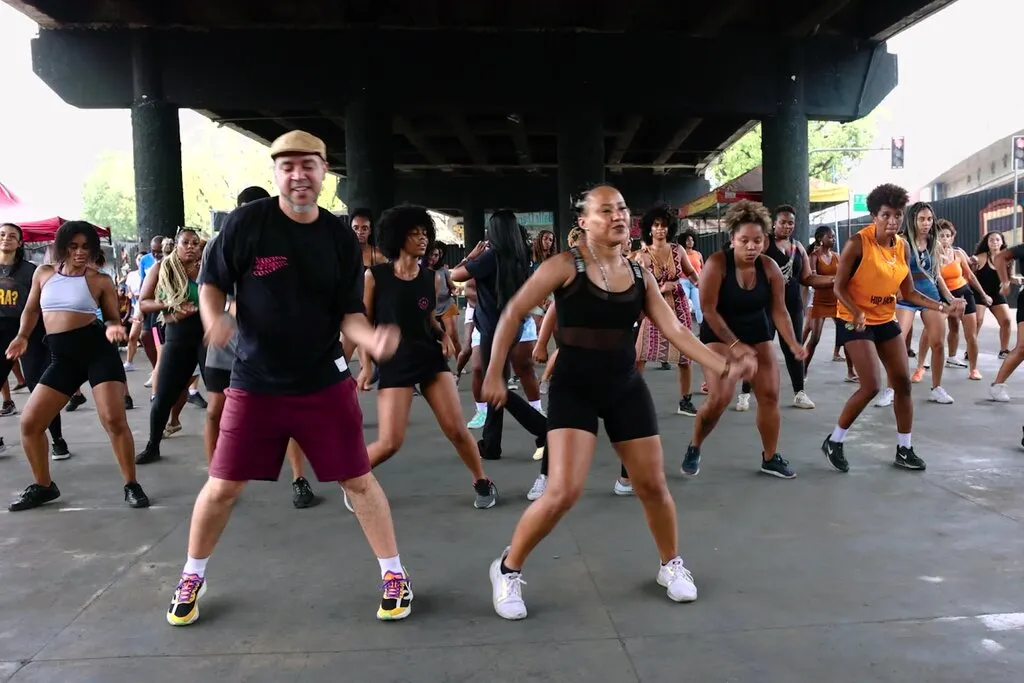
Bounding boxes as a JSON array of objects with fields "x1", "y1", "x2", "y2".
[{"x1": 836, "y1": 226, "x2": 908, "y2": 325}]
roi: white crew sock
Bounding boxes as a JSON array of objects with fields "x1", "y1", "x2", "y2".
[
  {"x1": 378, "y1": 555, "x2": 404, "y2": 578},
  {"x1": 183, "y1": 555, "x2": 209, "y2": 578},
  {"x1": 529, "y1": 399, "x2": 542, "y2": 411},
  {"x1": 475, "y1": 402, "x2": 487, "y2": 413},
  {"x1": 897, "y1": 432, "x2": 912, "y2": 448},
  {"x1": 830, "y1": 426, "x2": 848, "y2": 443}
]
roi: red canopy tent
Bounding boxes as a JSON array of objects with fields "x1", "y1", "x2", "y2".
[{"x1": 0, "y1": 181, "x2": 111, "y2": 243}]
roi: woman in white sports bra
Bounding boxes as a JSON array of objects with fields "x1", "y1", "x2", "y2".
[{"x1": 5, "y1": 221, "x2": 150, "y2": 512}]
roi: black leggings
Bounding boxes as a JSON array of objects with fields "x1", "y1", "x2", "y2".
[
  {"x1": 742, "y1": 295, "x2": 804, "y2": 394},
  {"x1": 148, "y1": 315, "x2": 206, "y2": 448},
  {"x1": 479, "y1": 332, "x2": 547, "y2": 459},
  {"x1": 0, "y1": 325, "x2": 62, "y2": 440}
]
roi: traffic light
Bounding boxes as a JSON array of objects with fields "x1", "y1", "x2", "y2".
[
  {"x1": 1013, "y1": 136, "x2": 1024, "y2": 171},
  {"x1": 891, "y1": 137, "x2": 905, "y2": 169}
]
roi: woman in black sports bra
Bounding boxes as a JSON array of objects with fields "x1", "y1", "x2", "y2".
[
  {"x1": 479, "y1": 185, "x2": 754, "y2": 621},
  {"x1": 687, "y1": 200, "x2": 807, "y2": 480}
]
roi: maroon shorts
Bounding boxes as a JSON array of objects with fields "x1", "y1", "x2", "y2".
[{"x1": 210, "y1": 378, "x2": 369, "y2": 483}]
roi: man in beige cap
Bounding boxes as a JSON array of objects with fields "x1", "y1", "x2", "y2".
[{"x1": 166, "y1": 130, "x2": 415, "y2": 627}]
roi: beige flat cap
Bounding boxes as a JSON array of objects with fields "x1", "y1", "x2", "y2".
[{"x1": 269, "y1": 130, "x2": 327, "y2": 160}]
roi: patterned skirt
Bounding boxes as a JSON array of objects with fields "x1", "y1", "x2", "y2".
[{"x1": 636, "y1": 288, "x2": 692, "y2": 365}]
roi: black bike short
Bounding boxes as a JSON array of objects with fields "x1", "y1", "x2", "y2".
[
  {"x1": 547, "y1": 359, "x2": 657, "y2": 443},
  {"x1": 205, "y1": 366, "x2": 231, "y2": 393},
  {"x1": 40, "y1": 321, "x2": 127, "y2": 396},
  {"x1": 949, "y1": 285, "x2": 977, "y2": 316},
  {"x1": 836, "y1": 319, "x2": 902, "y2": 346}
]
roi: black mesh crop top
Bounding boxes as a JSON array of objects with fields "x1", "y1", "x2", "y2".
[{"x1": 553, "y1": 247, "x2": 646, "y2": 374}]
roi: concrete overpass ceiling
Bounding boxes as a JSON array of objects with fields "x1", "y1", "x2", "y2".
[
  {"x1": 7, "y1": 0, "x2": 958, "y2": 40},
  {"x1": 4, "y1": 0, "x2": 956, "y2": 181},
  {"x1": 202, "y1": 109, "x2": 750, "y2": 180}
]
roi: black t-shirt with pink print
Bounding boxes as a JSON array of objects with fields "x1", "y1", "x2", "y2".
[{"x1": 201, "y1": 197, "x2": 364, "y2": 394}]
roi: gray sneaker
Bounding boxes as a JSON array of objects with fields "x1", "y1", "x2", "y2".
[{"x1": 474, "y1": 479, "x2": 498, "y2": 509}]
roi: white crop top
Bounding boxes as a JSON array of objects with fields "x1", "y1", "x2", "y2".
[{"x1": 39, "y1": 271, "x2": 98, "y2": 315}]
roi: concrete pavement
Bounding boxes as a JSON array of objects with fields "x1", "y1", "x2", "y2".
[{"x1": 1, "y1": 324, "x2": 1022, "y2": 682}]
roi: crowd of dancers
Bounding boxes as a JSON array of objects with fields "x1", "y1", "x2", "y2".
[{"x1": 3, "y1": 129, "x2": 1023, "y2": 626}]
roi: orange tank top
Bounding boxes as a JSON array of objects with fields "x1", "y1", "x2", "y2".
[
  {"x1": 837, "y1": 226, "x2": 909, "y2": 325},
  {"x1": 813, "y1": 251, "x2": 838, "y2": 307},
  {"x1": 686, "y1": 249, "x2": 703, "y2": 275},
  {"x1": 940, "y1": 255, "x2": 967, "y2": 291}
]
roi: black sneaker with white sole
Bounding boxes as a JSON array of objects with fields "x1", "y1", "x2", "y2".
[
  {"x1": 51, "y1": 437, "x2": 71, "y2": 461},
  {"x1": 894, "y1": 446, "x2": 926, "y2": 470},
  {"x1": 473, "y1": 479, "x2": 498, "y2": 509},
  {"x1": 677, "y1": 396, "x2": 697, "y2": 417},
  {"x1": 680, "y1": 444, "x2": 701, "y2": 476},
  {"x1": 821, "y1": 436, "x2": 849, "y2": 473},
  {"x1": 760, "y1": 453, "x2": 796, "y2": 479}
]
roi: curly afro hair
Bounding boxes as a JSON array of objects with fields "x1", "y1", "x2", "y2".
[
  {"x1": 639, "y1": 204, "x2": 678, "y2": 245},
  {"x1": 375, "y1": 204, "x2": 435, "y2": 261},
  {"x1": 724, "y1": 200, "x2": 772, "y2": 236},
  {"x1": 866, "y1": 183, "x2": 909, "y2": 216}
]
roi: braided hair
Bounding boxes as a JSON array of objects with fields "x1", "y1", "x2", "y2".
[{"x1": 156, "y1": 228, "x2": 199, "y2": 322}]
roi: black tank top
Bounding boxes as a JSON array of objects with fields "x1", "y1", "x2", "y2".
[
  {"x1": 764, "y1": 238, "x2": 802, "y2": 303},
  {"x1": 554, "y1": 247, "x2": 646, "y2": 375},
  {"x1": 976, "y1": 255, "x2": 1001, "y2": 296},
  {"x1": 370, "y1": 263, "x2": 438, "y2": 354},
  {"x1": 699, "y1": 249, "x2": 772, "y2": 345}
]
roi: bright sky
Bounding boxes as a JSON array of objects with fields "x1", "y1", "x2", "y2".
[{"x1": 0, "y1": 0, "x2": 1021, "y2": 216}]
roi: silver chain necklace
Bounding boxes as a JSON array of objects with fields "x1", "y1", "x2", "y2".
[{"x1": 585, "y1": 242, "x2": 621, "y2": 290}]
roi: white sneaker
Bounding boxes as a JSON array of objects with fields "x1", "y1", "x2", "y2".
[
  {"x1": 735, "y1": 393, "x2": 751, "y2": 411},
  {"x1": 526, "y1": 474, "x2": 547, "y2": 501},
  {"x1": 945, "y1": 356, "x2": 968, "y2": 368},
  {"x1": 144, "y1": 373, "x2": 154, "y2": 388},
  {"x1": 489, "y1": 548, "x2": 528, "y2": 620},
  {"x1": 989, "y1": 383, "x2": 1011, "y2": 402},
  {"x1": 613, "y1": 479, "x2": 634, "y2": 496},
  {"x1": 793, "y1": 391, "x2": 815, "y2": 409},
  {"x1": 657, "y1": 557, "x2": 697, "y2": 602},
  {"x1": 874, "y1": 387, "x2": 894, "y2": 407},
  {"x1": 928, "y1": 386, "x2": 954, "y2": 404},
  {"x1": 123, "y1": 362, "x2": 135, "y2": 372}
]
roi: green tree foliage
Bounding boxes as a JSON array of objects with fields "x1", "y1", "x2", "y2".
[
  {"x1": 82, "y1": 117, "x2": 347, "y2": 241},
  {"x1": 707, "y1": 116, "x2": 878, "y2": 186},
  {"x1": 81, "y1": 151, "x2": 136, "y2": 241}
]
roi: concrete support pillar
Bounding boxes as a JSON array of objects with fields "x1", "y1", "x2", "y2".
[
  {"x1": 345, "y1": 97, "x2": 394, "y2": 221},
  {"x1": 462, "y1": 203, "x2": 485, "y2": 248},
  {"x1": 761, "y1": 46, "x2": 810, "y2": 245},
  {"x1": 131, "y1": 32, "x2": 184, "y2": 245},
  {"x1": 556, "y1": 110, "x2": 605, "y2": 246}
]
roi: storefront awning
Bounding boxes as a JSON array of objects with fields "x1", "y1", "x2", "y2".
[{"x1": 679, "y1": 166, "x2": 850, "y2": 219}]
